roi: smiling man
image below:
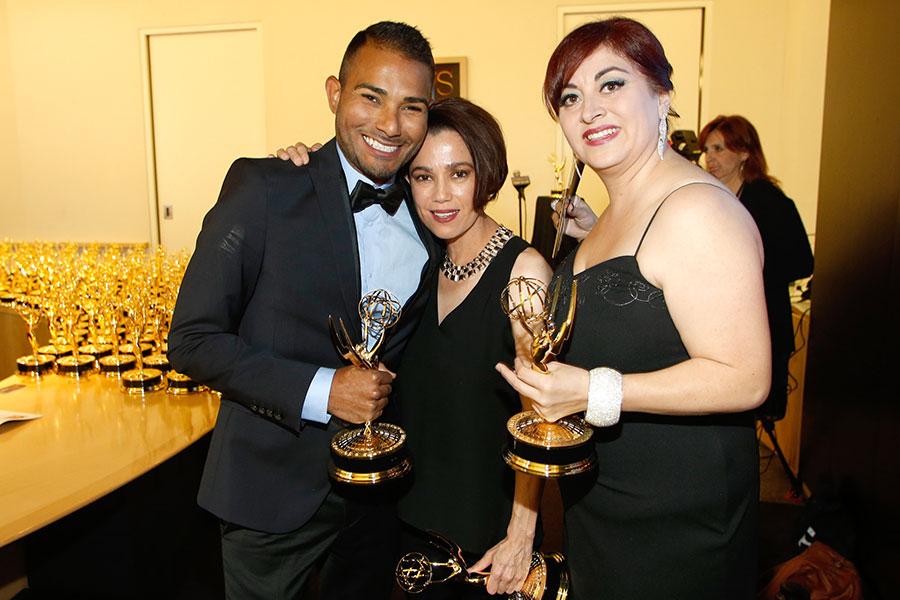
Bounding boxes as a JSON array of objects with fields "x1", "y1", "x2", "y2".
[{"x1": 168, "y1": 22, "x2": 439, "y2": 599}]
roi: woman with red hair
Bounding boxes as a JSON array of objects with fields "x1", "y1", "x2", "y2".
[
  {"x1": 700, "y1": 115, "x2": 814, "y2": 422},
  {"x1": 497, "y1": 18, "x2": 769, "y2": 598}
]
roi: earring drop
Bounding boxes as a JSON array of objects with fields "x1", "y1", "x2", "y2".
[{"x1": 657, "y1": 115, "x2": 667, "y2": 160}]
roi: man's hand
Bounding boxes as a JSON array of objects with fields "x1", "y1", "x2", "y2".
[
  {"x1": 272, "y1": 142, "x2": 322, "y2": 166},
  {"x1": 327, "y1": 365, "x2": 395, "y2": 423}
]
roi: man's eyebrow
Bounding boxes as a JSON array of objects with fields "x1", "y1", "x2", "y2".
[
  {"x1": 355, "y1": 83, "x2": 387, "y2": 96},
  {"x1": 355, "y1": 83, "x2": 428, "y2": 105}
]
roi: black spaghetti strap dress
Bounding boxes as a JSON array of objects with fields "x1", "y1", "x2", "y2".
[
  {"x1": 553, "y1": 193, "x2": 758, "y2": 599},
  {"x1": 395, "y1": 236, "x2": 529, "y2": 557}
]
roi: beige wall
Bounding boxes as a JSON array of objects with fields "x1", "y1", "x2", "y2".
[
  {"x1": 0, "y1": 0, "x2": 20, "y2": 217},
  {"x1": 1, "y1": 0, "x2": 828, "y2": 244}
]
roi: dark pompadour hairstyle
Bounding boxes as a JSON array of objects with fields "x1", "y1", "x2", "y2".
[
  {"x1": 426, "y1": 97, "x2": 508, "y2": 211},
  {"x1": 339, "y1": 21, "x2": 434, "y2": 84}
]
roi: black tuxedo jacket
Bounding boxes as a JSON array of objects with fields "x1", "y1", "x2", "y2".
[{"x1": 168, "y1": 139, "x2": 439, "y2": 533}]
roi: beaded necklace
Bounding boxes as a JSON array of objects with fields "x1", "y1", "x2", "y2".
[{"x1": 440, "y1": 225, "x2": 513, "y2": 282}]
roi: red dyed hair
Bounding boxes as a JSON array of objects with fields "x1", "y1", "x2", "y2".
[
  {"x1": 699, "y1": 115, "x2": 776, "y2": 185},
  {"x1": 543, "y1": 17, "x2": 674, "y2": 118}
]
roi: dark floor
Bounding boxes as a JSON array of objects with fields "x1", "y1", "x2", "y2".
[{"x1": 16, "y1": 439, "x2": 885, "y2": 600}]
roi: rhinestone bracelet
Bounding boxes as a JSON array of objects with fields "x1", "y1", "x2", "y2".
[{"x1": 586, "y1": 367, "x2": 623, "y2": 427}]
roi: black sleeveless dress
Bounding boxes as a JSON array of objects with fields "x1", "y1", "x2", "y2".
[
  {"x1": 395, "y1": 236, "x2": 529, "y2": 554},
  {"x1": 552, "y1": 199, "x2": 758, "y2": 599}
]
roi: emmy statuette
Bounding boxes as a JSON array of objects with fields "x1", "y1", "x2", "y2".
[
  {"x1": 13, "y1": 295, "x2": 55, "y2": 376},
  {"x1": 120, "y1": 287, "x2": 165, "y2": 393},
  {"x1": 396, "y1": 530, "x2": 569, "y2": 599},
  {"x1": 55, "y1": 285, "x2": 96, "y2": 378},
  {"x1": 551, "y1": 159, "x2": 584, "y2": 260},
  {"x1": 499, "y1": 277, "x2": 596, "y2": 478},
  {"x1": 327, "y1": 289, "x2": 410, "y2": 485}
]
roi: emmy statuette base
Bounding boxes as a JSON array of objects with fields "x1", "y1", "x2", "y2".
[
  {"x1": 98, "y1": 355, "x2": 137, "y2": 377},
  {"x1": 38, "y1": 344, "x2": 72, "y2": 358},
  {"x1": 502, "y1": 411, "x2": 596, "y2": 479},
  {"x1": 121, "y1": 368, "x2": 166, "y2": 394},
  {"x1": 166, "y1": 371, "x2": 204, "y2": 394},
  {"x1": 56, "y1": 355, "x2": 97, "y2": 379},
  {"x1": 144, "y1": 354, "x2": 171, "y2": 373},
  {"x1": 510, "y1": 552, "x2": 570, "y2": 600},
  {"x1": 329, "y1": 422, "x2": 411, "y2": 485},
  {"x1": 78, "y1": 344, "x2": 113, "y2": 360},
  {"x1": 16, "y1": 355, "x2": 55, "y2": 377}
]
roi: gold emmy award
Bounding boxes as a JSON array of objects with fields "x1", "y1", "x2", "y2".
[
  {"x1": 395, "y1": 530, "x2": 569, "y2": 600},
  {"x1": 327, "y1": 289, "x2": 410, "y2": 485},
  {"x1": 162, "y1": 264, "x2": 204, "y2": 394},
  {"x1": 55, "y1": 282, "x2": 97, "y2": 378},
  {"x1": 499, "y1": 277, "x2": 596, "y2": 478},
  {"x1": 78, "y1": 279, "x2": 113, "y2": 360},
  {"x1": 97, "y1": 278, "x2": 137, "y2": 377},
  {"x1": 548, "y1": 154, "x2": 567, "y2": 198},
  {"x1": 13, "y1": 295, "x2": 55, "y2": 376},
  {"x1": 143, "y1": 263, "x2": 171, "y2": 374},
  {"x1": 552, "y1": 158, "x2": 584, "y2": 260},
  {"x1": 36, "y1": 286, "x2": 72, "y2": 359},
  {"x1": 120, "y1": 285, "x2": 165, "y2": 393},
  {"x1": 2, "y1": 242, "x2": 194, "y2": 384}
]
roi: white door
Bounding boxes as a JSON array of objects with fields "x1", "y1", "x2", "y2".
[
  {"x1": 147, "y1": 27, "x2": 266, "y2": 253},
  {"x1": 560, "y1": 7, "x2": 706, "y2": 215}
]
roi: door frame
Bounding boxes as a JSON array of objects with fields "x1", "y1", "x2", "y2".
[
  {"x1": 555, "y1": 2, "x2": 712, "y2": 159},
  {"x1": 139, "y1": 23, "x2": 263, "y2": 247}
]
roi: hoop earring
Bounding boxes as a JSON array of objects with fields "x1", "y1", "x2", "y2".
[{"x1": 657, "y1": 115, "x2": 667, "y2": 160}]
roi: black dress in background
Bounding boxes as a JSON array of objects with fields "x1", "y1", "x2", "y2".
[
  {"x1": 739, "y1": 178, "x2": 814, "y2": 420},
  {"x1": 395, "y1": 237, "x2": 528, "y2": 558},
  {"x1": 552, "y1": 203, "x2": 758, "y2": 599}
]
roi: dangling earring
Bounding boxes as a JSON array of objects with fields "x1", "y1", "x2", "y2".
[{"x1": 657, "y1": 115, "x2": 667, "y2": 160}]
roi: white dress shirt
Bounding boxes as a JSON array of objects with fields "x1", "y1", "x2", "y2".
[{"x1": 300, "y1": 145, "x2": 427, "y2": 424}]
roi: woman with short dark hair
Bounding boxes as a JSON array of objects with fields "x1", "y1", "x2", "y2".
[{"x1": 394, "y1": 96, "x2": 551, "y2": 598}]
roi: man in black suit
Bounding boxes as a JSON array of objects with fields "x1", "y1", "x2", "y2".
[{"x1": 168, "y1": 22, "x2": 438, "y2": 599}]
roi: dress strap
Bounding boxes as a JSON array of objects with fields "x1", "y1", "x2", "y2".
[{"x1": 634, "y1": 181, "x2": 723, "y2": 256}]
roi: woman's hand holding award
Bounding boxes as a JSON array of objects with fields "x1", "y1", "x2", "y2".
[
  {"x1": 395, "y1": 530, "x2": 569, "y2": 599},
  {"x1": 499, "y1": 277, "x2": 596, "y2": 478}
]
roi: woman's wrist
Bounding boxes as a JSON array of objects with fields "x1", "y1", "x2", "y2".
[{"x1": 506, "y1": 512, "x2": 537, "y2": 540}]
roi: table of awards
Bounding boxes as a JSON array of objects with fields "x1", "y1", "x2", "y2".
[{"x1": 0, "y1": 373, "x2": 219, "y2": 547}]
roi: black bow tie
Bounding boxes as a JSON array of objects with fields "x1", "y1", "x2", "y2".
[{"x1": 349, "y1": 181, "x2": 405, "y2": 216}]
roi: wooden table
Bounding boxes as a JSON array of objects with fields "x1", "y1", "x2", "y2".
[{"x1": 0, "y1": 371, "x2": 219, "y2": 548}]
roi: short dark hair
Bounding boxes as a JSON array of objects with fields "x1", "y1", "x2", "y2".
[
  {"x1": 699, "y1": 115, "x2": 777, "y2": 186},
  {"x1": 543, "y1": 17, "x2": 674, "y2": 118},
  {"x1": 339, "y1": 21, "x2": 434, "y2": 84},
  {"x1": 425, "y1": 97, "x2": 508, "y2": 211}
]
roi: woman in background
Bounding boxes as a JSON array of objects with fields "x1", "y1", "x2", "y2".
[
  {"x1": 700, "y1": 115, "x2": 814, "y2": 421},
  {"x1": 498, "y1": 18, "x2": 770, "y2": 599}
]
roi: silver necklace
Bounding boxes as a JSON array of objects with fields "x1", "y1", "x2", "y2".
[{"x1": 440, "y1": 225, "x2": 513, "y2": 282}]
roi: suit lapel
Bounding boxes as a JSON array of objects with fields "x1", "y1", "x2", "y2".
[
  {"x1": 395, "y1": 182, "x2": 440, "y2": 329},
  {"x1": 308, "y1": 139, "x2": 361, "y2": 331}
]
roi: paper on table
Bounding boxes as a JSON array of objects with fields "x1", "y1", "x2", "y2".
[{"x1": 0, "y1": 409, "x2": 41, "y2": 426}]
